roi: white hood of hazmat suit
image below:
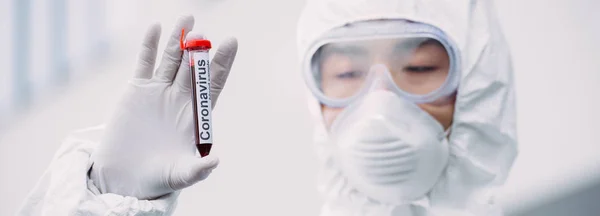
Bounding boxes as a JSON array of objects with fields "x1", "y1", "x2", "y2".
[{"x1": 296, "y1": 0, "x2": 518, "y2": 215}]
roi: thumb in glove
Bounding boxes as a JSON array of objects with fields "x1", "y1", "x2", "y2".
[{"x1": 167, "y1": 155, "x2": 220, "y2": 191}]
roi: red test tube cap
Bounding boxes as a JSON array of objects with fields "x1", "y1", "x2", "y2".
[{"x1": 180, "y1": 29, "x2": 212, "y2": 50}]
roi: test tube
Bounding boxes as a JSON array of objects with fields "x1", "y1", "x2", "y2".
[{"x1": 180, "y1": 29, "x2": 213, "y2": 157}]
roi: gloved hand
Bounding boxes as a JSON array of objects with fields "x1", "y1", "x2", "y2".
[{"x1": 89, "y1": 15, "x2": 238, "y2": 200}]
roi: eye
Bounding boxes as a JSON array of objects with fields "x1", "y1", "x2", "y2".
[
  {"x1": 336, "y1": 70, "x2": 364, "y2": 79},
  {"x1": 404, "y1": 66, "x2": 437, "y2": 73}
]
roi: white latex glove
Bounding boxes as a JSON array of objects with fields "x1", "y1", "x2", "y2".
[{"x1": 90, "y1": 15, "x2": 238, "y2": 200}]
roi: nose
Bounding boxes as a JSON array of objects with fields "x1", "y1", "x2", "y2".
[{"x1": 368, "y1": 64, "x2": 391, "y2": 92}]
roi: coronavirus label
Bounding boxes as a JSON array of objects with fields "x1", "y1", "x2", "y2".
[{"x1": 192, "y1": 51, "x2": 212, "y2": 144}]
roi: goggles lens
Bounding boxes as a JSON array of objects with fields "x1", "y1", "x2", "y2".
[{"x1": 311, "y1": 37, "x2": 453, "y2": 102}]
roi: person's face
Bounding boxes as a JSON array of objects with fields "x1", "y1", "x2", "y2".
[{"x1": 318, "y1": 38, "x2": 456, "y2": 130}]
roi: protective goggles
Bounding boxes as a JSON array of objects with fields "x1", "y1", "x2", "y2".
[{"x1": 302, "y1": 20, "x2": 461, "y2": 107}]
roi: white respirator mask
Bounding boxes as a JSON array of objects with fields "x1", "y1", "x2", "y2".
[{"x1": 327, "y1": 89, "x2": 450, "y2": 205}]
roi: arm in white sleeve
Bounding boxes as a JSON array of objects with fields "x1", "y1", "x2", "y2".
[{"x1": 17, "y1": 126, "x2": 179, "y2": 216}]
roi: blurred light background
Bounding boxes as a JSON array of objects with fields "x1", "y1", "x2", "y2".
[{"x1": 0, "y1": 0, "x2": 599, "y2": 215}]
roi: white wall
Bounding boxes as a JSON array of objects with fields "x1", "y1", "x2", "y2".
[
  {"x1": 494, "y1": 0, "x2": 600, "y2": 214},
  {"x1": 1, "y1": 0, "x2": 599, "y2": 215},
  {"x1": 0, "y1": 1, "x2": 10, "y2": 133}
]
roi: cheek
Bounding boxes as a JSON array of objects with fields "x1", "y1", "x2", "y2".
[
  {"x1": 321, "y1": 105, "x2": 344, "y2": 129},
  {"x1": 417, "y1": 96, "x2": 456, "y2": 130}
]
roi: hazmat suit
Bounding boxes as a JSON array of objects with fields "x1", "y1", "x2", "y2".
[
  {"x1": 296, "y1": 0, "x2": 517, "y2": 215},
  {"x1": 17, "y1": 0, "x2": 517, "y2": 215}
]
